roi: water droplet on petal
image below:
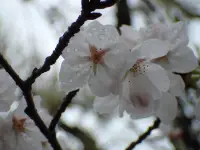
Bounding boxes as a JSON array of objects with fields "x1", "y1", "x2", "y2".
[
  {"x1": 99, "y1": 34, "x2": 105, "y2": 40},
  {"x1": 91, "y1": 27, "x2": 96, "y2": 31},
  {"x1": 74, "y1": 48, "x2": 78, "y2": 52},
  {"x1": 78, "y1": 64, "x2": 82, "y2": 68},
  {"x1": 100, "y1": 27, "x2": 109, "y2": 32}
]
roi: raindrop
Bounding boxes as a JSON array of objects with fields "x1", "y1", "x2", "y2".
[
  {"x1": 99, "y1": 34, "x2": 105, "y2": 40},
  {"x1": 91, "y1": 27, "x2": 96, "y2": 31},
  {"x1": 78, "y1": 64, "x2": 82, "y2": 68},
  {"x1": 74, "y1": 48, "x2": 78, "y2": 52},
  {"x1": 101, "y1": 27, "x2": 109, "y2": 32}
]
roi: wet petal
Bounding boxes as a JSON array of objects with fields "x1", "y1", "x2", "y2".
[
  {"x1": 156, "y1": 92, "x2": 177, "y2": 124},
  {"x1": 165, "y1": 22, "x2": 189, "y2": 49},
  {"x1": 59, "y1": 60, "x2": 91, "y2": 92},
  {"x1": 169, "y1": 46, "x2": 198, "y2": 73},
  {"x1": 85, "y1": 21, "x2": 119, "y2": 50},
  {"x1": 88, "y1": 65, "x2": 112, "y2": 97},
  {"x1": 168, "y1": 72, "x2": 185, "y2": 97},
  {"x1": 120, "y1": 25, "x2": 140, "y2": 48},
  {"x1": 93, "y1": 94, "x2": 119, "y2": 115},
  {"x1": 62, "y1": 33, "x2": 90, "y2": 59},
  {"x1": 136, "y1": 39, "x2": 170, "y2": 60},
  {"x1": 145, "y1": 62, "x2": 170, "y2": 92}
]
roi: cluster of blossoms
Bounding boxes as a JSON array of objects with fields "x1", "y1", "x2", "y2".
[
  {"x1": 59, "y1": 21, "x2": 198, "y2": 124},
  {"x1": 0, "y1": 69, "x2": 69, "y2": 150}
]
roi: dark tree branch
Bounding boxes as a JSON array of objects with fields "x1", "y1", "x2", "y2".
[
  {"x1": 49, "y1": 89, "x2": 79, "y2": 131},
  {"x1": 125, "y1": 118, "x2": 161, "y2": 150},
  {"x1": 116, "y1": 0, "x2": 131, "y2": 31}
]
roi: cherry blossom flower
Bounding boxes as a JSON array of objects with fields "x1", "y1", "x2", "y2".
[
  {"x1": 93, "y1": 39, "x2": 171, "y2": 120},
  {"x1": 59, "y1": 21, "x2": 131, "y2": 97},
  {"x1": 0, "y1": 96, "x2": 46, "y2": 150},
  {"x1": 141, "y1": 22, "x2": 198, "y2": 73},
  {"x1": 121, "y1": 22, "x2": 198, "y2": 73},
  {"x1": 119, "y1": 61, "x2": 169, "y2": 119}
]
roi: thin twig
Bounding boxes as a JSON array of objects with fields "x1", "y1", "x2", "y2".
[
  {"x1": 125, "y1": 118, "x2": 161, "y2": 150},
  {"x1": 49, "y1": 89, "x2": 79, "y2": 131}
]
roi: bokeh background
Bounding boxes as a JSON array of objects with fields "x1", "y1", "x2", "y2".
[{"x1": 1, "y1": 0, "x2": 200, "y2": 149}]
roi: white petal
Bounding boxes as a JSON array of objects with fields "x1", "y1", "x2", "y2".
[
  {"x1": 59, "y1": 59, "x2": 91, "y2": 92},
  {"x1": 168, "y1": 72, "x2": 185, "y2": 97},
  {"x1": 85, "y1": 21, "x2": 119, "y2": 50},
  {"x1": 120, "y1": 72, "x2": 161, "y2": 118},
  {"x1": 119, "y1": 90, "x2": 156, "y2": 119},
  {"x1": 136, "y1": 39, "x2": 170, "y2": 60},
  {"x1": 127, "y1": 71, "x2": 162, "y2": 100},
  {"x1": 62, "y1": 34, "x2": 90, "y2": 59},
  {"x1": 169, "y1": 46, "x2": 198, "y2": 73},
  {"x1": 120, "y1": 25, "x2": 140, "y2": 48},
  {"x1": 146, "y1": 63, "x2": 170, "y2": 92},
  {"x1": 93, "y1": 95, "x2": 119, "y2": 115},
  {"x1": 156, "y1": 92, "x2": 177, "y2": 124},
  {"x1": 140, "y1": 23, "x2": 168, "y2": 40},
  {"x1": 88, "y1": 65, "x2": 112, "y2": 97},
  {"x1": 165, "y1": 22, "x2": 188, "y2": 49},
  {"x1": 103, "y1": 42, "x2": 134, "y2": 78}
]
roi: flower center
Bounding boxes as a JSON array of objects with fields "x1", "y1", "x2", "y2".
[
  {"x1": 12, "y1": 116, "x2": 26, "y2": 132},
  {"x1": 130, "y1": 59, "x2": 147, "y2": 76},
  {"x1": 89, "y1": 45, "x2": 106, "y2": 64}
]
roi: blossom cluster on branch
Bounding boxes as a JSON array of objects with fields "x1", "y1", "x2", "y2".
[
  {"x1": 59, "y1": 21, "x2": 198, "y2": 124},
  {"x1": 0, "y1": 0, "x2": 199, "y2": 149}
]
